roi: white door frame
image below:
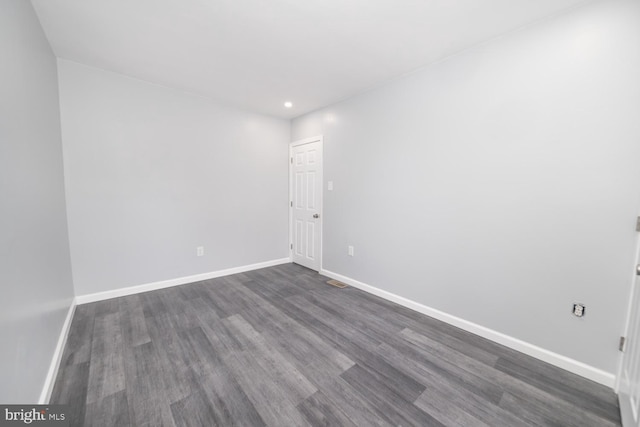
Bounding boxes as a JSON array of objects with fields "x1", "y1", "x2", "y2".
[
  {"x1": 615, "y1": 224, "x2": 640, "y2": 426},
  {"x1": 615, "y1": 232, "x2": 640, "y2": 393},
  {"x1": 289, "y1": 135, "x2": 323, "y2": 271}
]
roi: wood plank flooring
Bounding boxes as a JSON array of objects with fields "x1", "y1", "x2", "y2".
[{"x1": 51, "y1": 263, "x2": 621, "y2": 426}]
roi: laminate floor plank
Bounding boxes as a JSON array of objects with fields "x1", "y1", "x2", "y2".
[
  {"x1": 236, "y1": 290, "x2": 355, "y2": 378},
  {"x1": 143, "y1": 312, "x2": 199, "y2": 404},
  {"x1": 410, "y1": 358, "x2": 527, "y2": 427},
  {"x1": 84, "y1": 390, "x2": 130, "y2": 427},
  {"x1": 302, "y1": 291, "x2": 404, "y2": 342},
  {"x1": 93, "y1": 298, "x2": 120, "y2": 319},
  {"x1": 340, "y1": 364, "x2": 445, "y2": 427},
  {"x1": 151, "y1": 286, "x2": 205, "y2": 333},
  {"x1": 220, "y1": 345, "x2": 311, "y2": 426},
  {"x1": 179, "y1": 327, "x2": 266, "y2": 427},
  {"x1": 51, "y1": 264, "x2": 621, "y2": 427},
  {"x1": 122, "y1": 341, "x2": 176, "y2": 427},
  {"x1": 375, "y1": 342, "x2": 505, "y2": 408},
  {"x1": 187, "y1": 296, "x2": 220, "y2": 327},
  {"x1": 49, "y1": 361, "x2": 90, "y2": 427},
  {"x1": 341, "y1": 284, "x2": 529, "y2": 363},
  {"x1": 494, "y1": 355, "x2": 619, "y2": 421},
  {"x1": 198, "y1": 314, "x2": 312, "y2": 426},
  {"x1": 86, "y1": 312, "x2": 126, "y2": 405},
  {"x1": 139, "y1": 291, "x2": 171, "y2": 322},
  {"x1": 241, "y1": 282, "x2": 385, "y2": 363},
  {"x1": 222, "y1": 314, "x2": 317, "y2": 403},
  {"x1": 414, "y1": 389, "x2": 492, "y2": 427},
  {"x1": 284, "y1": 294, "x2": 384, "y2": 352},
  {"x1": 313, "y1": 286, "x2": 501, "y2": 367},
  {"x1": 282, "y1": 294, "x2": 427, "y2": 403},
  {"x1": 400, "y1": 327, "x2": 617, "y2": 426},
  {"x1": 297, "y1": 390, "x2": 359, "y2": 427},
  {"x1": 200, "y1": 277, "x2": 258, "y2": 317},
  {"x1": 310, "y1": 377, "x2": 393, "y2": 427},
  {"x1": 243, "y1": 268, "x2": 306, "y2": 299},
  {"x1": 118, "y1": 295, "x2": 150, "y2": 348},
  {"x1": 170, "y1": 390, "x2": 219, "y2": 427},
  {"x1": 498, "y1": 391, "x2": 619, "y2": 427}
]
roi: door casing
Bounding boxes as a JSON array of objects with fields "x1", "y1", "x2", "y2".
[
  {"x1": 616, "y1": 218, "x2": 640, "y2": 426},
  {"x1": 289, "y1": 135, "x2": 323, "y2": 271}
]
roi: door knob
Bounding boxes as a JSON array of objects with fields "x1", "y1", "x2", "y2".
[
  {"x1": 313, "y1": 214, "x2": 319, "y2": 219},
  {"x1": 637, "y1": 264, "x2": 640, "y2": 276}
]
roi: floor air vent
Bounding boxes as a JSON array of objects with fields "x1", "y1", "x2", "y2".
[{"x1": 326, "y1": 279, "x2": 348, "y2": 288}]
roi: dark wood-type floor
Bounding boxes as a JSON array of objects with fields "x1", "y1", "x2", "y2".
[{"x1": 51, "y1": 263, "x2": 621, "y2": 426}]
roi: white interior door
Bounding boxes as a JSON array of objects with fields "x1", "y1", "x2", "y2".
[
  {"x1": 290, "y1": 136, "x2": 322, "y2": 271},
  {"x1": 619, "y1": 238, "x2": 640, "y2": 426}
]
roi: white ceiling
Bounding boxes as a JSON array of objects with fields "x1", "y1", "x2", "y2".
[{"x1": 32, "y1": 0, "x2": 591, "y2": 119}]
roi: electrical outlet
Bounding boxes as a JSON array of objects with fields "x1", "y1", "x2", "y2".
[
  {"x1": 197, "y1": 246, "x2": 204, "y2": 257},
  {"x1": 572, "y1": 303, "x2": 585, "y2": 317},
  {"x1": 348, "y1": 246, "x2": 354, "y2": 257}
]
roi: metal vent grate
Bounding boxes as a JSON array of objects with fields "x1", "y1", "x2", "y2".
[{"x1": 326, "y1": 279, "x2": 348, "y2": 289}]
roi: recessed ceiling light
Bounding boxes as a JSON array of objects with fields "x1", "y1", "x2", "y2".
[{"x1": 284, "y1": 101, "x2": 293, "y2": 108}]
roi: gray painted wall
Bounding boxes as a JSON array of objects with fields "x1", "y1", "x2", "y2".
[
  {"x1": 0, "y1": 0, "x2": 74, "y2": 403},
  {"x1": 57, "y1": 60, "x2": 290, "y2": 296},
  {"x1": 292, "y1": 0, "x2": 640, "y2": 374}
]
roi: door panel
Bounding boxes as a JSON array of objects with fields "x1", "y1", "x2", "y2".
[
  {"x1": 295, "y1": 220, "x2": 304, "y2": 257},
  {"x1": 290, "y1": 138, "x2": 322, "y2": 271}
]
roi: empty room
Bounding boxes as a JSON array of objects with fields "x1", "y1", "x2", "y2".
[{"x1": 2, "y1": 0, "x2": 640, "y2": 425}]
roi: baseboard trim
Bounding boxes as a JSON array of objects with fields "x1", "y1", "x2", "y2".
[
  {"x1": 76, "y1": 258, "x2": 291, "y2": 305},
  {"x1": 320, "y1": 268, "x2": 615, "y2": 388},
  {"x1": 39, "y1": 298, "x2": 77, "y2": 404}
]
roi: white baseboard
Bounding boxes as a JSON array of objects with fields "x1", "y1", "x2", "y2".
[
  {"x1": 39, "y1": 298, "x2": 77, "y2": 404},
  {"x1": 76, "y1": 258, "x2": 291, "y2": 305},
  {"x1": 320, "y1": 268, "x2": 616, "y2": 388}
]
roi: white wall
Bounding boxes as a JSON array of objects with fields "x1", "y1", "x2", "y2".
[
  {"x1": 58, "y1": 60, "x2": 290, "y2": 296},
  {"x1": 0, "y1": 0, "x2": 75, "y2": 403},
  {"x1": 292, "y1": 0, "x2": 640, "y2": 374}
]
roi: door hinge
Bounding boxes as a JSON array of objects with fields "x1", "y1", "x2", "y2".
[
  {"x1": 620, "y1": 336, "x2": 626, "y2": 352},
  {"x1": 291, "y1": 157, "x2": 293, "y2": 164},
  {"x1": 290, "y1": 243, "x2": 293, "y2": 250},
  {"x1": 290, "y1": 201, "x2": 293, "y2": 207},
  {"x1": 636, "y1": 217, "x2": 640, "y2": 232}
]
